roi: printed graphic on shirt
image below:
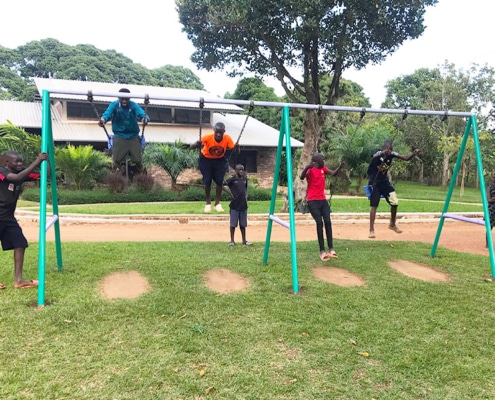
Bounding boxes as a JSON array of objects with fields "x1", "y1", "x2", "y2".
[
  {"x1": 8, "y1": 183, "x2": 14, "y2": 191},
  {"x1": 209, "y1": 146, "x2": 225, "y2": 157}
]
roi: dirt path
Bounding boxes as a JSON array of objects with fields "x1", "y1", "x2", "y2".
[{"x1": 19, "y1": 218, "x2": 488, "y2": 256}]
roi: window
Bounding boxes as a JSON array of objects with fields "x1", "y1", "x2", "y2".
[{"x1": 228, "y1": 150, "x2": 257, "y2": 173}]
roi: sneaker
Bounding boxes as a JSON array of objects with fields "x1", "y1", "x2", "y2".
[
  {"x1": 368, "y1": 231, "x2": 376, "y2": 239},
  {"x1": 243, "y1": 241, "x2": 252, "y2": 246},
  {"x1": 327, "y1": 249, "x2": 338, "y2": 259},
  {"x1": 214, "y1": 203, "x2": 224, "y2": 212},
  {"x1": 388, "y1": 225, "x2": 403, "y2": 234},
  {"x1": 228, "y1": 241, "x2": 235, "y2": 247},
  {"x1": 204, "y1": 204, "x2": 212, "y2": 213}
]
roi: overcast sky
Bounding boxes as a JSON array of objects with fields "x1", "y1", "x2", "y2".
[{"x1": 2, "y1": 0, "x2": 493, "y2": 107}]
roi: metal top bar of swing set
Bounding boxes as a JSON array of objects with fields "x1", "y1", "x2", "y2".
[{"x1": 44, "y1": 89, "x2": 475, "y2": 118}]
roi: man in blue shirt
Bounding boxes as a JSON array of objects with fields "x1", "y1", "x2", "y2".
[{"x1": 99, "y1": 88, "x2": 149, "y2": 173}]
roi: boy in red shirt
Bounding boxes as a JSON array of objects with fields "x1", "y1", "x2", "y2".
[
  {"x1": 300, "y1": 153, "x2": 345, "y2": 261},
  {"x1": 191, "y1": 122, "x2": 238, "y2": 213}
]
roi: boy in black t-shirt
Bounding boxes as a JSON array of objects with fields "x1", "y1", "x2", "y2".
[
  {"x1": 0, "y1": 151, "x2": 48, "y2": 290},
  {"x1": 367, "y1": 140, "x2": 420, "y2": 238},
  {"x1": 224, "y1": 164, "x2": 252, "y2": 246}
]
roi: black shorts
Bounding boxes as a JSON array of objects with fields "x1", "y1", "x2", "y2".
[
  {"x1": 199, "y1": 155, "x2": 227, "y2": 186},
  {"x1": 0, "y1": 219, "x2": 28, "y2": 251},
  {"x1": 230, "y1": 209, "x2": 248, "y2": 228},
  {"x1": 369, "y1": 181, "x2": 395, "y2": 208}
]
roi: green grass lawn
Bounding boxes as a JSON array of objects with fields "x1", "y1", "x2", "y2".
[{"x1": 1, "y1": 240, "x2": 495, "y2": 399}]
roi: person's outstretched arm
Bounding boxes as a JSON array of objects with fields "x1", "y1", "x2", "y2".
[
  {"x1": 324, "y1": 160, "x2": 345, "y2": 176},
  {"x1": 396, "y1": 149, "x2": 421, "y2": 161}
]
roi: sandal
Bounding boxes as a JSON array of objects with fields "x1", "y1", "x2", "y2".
[
  {"x1": 320, "y1": 252, "x2": 330, "y2": 262},
  {"x1": 388, "y1": 225, "x2": 403, "y2": 233},
  {"x1": 327, "y1": 249, "x2": 338, "y2": 259}
]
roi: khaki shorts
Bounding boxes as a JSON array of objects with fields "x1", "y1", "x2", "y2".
[{"x1": 112, "y1": 136, "x2": 142, "y2": 166}]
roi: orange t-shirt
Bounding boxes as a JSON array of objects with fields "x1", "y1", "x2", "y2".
[{"x1": 200, "y1": 133, "x2": 235, "y2": 159}]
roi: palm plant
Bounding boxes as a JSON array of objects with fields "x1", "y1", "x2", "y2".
[
  {"x1": 143, "y1": 141, "x2": 199, "y2": 188},
  {"x1": 0, "y1": 121, "x2": 41, "y2": 164},
  {"x1": 55, "y1": 145, "x2": 111, "y2": 190}
]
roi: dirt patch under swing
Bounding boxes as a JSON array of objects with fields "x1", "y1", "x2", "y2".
[
  {"x1": 98, "y1": 271, "x2": 151, "y2": 300},
  {"x1": 203, "y1": 268, "x2": 250, "y2": 294},
  {"x1": 312, "y1": 266, "x2": 367, "y2": 287},
  {"x1": 388, "y1": 260, "x2": 451, "y2": 282}
]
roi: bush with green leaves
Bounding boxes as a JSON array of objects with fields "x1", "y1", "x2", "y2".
[
  {"x1": 143, "y1": 141, "x2": 199, "y2": 187},
  {"x1": 0, "y1": 121, "x2": 41, "y2": 164},
  {"x1": 55, "y1": 145, "x2": 111, "y2": 190}
]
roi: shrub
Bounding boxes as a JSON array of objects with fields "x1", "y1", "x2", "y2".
[
  {"x1": 133, "y1": 173, "x2": 155, "y2": 192},
  {"x1": 108, "y1": 171, "x2": 127, "y2": 193}
]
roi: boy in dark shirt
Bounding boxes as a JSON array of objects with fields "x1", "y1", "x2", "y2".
[
  {"x1": 0, "y1": 151, "x2": 48, "y2": 289},
  {"x1": 367, "y1": 140, "x2": 420, "y2": 238},
  {"x1": 224, "y1": 164, "x2": 251, "y2": 246}
]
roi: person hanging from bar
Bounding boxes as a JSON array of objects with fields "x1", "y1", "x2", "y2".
[
  {"x1": 190, "y1": 122, "x2": 239, "y2": 213},
  {"x1": 98, "y1": 88, "x2": 150, "y2": 174},
  {"x1": 367, "y1": 140, "x2": 421, "y2": 239}
]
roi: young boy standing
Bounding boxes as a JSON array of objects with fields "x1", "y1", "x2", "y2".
[
  {"x1": 300, "y1": 153, "x2": 345, "y2": 261},
  {"x1": 0, "y1": 151, "x2": 48, "y2": 289},
  {"x1": 224, "y1": 164, "x2": 251, "y2": 246}
]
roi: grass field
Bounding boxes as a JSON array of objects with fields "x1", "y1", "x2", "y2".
[{"x1": 1, "y1": 239, "x2": 495, "y2": 399}]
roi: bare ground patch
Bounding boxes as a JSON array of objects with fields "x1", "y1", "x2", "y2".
[
  {"x1": 204, "y1": 268, "x2": 250, "y2": 294},
  {"x1": 313, "y1": 266, "x2": 366, "y2": 287},
  {"x1": 98, "y1": 270, "x2": 151, "y2": 300},
  {"x1": 388, "y1": 260, "x2": 450, "y2": 282}
]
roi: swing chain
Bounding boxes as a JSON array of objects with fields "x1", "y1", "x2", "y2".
[
  {"x1": 141, "y1": 94, "x2": 150, "y2": 139},
  {"x1": 198, "y1": 97, "x2": 205, "y2": 141},
  {"x1": 88, "y1": 90, "x2": 110, "y2": 139},
  {"x1": 228, "y1": 101, "x2": 254, "y2": 167}
]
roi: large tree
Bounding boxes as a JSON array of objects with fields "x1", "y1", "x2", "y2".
[
  {"x1": 0, "y1": 39, "x2": 206, "y2": 100},
  {"x1": 176, "y1": 0, "x2": 438, "y2": 197},
  {"x1": 383, "y1": 62, "x2": 495, "y2": 188}
]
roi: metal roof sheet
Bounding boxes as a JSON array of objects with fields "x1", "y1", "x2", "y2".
[
  {"x1": 0, "y1": 100, "x2": 303, "y2": 148},
  {"x1": 33, "y1": 78, "x2": 242, "y2": 112}
]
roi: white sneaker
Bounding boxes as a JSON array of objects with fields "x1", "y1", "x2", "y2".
[
  {"x1": 204, "y1": 204, "x2": 212, "y2": 213},
  {"x1": 214, "y1": 204, "x2": 224, "y2": 212}
]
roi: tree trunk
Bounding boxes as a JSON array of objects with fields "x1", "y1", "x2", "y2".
[
  {"x1": 418, "y1": 160, "x2": 424, "y2": 184},
  {"x1": 441, "y1": 150, "x2": 451, "y2": 191}
]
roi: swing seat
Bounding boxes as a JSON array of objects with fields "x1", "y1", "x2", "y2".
[{"x1": 107, "y1": 134, "x2": 114, "y2": 151}]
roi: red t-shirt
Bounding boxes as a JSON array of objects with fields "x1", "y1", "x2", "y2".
[
  {"x1": 200, "y1": 133, "x2": 235, "y2": 159},
  {"x1": 305, "y1": 166, "x2": 328, "y2": 201}
]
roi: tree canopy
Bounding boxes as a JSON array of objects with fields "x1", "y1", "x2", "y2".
[
  {"x1": 177, "y1": 0, "x2": 438, "y2": 197},
  {"x1": 0, "y1": 39, "x2": 204, "y2": 101}
]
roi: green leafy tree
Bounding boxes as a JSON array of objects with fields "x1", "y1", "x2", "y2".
[
  {"x1": 383, "y1": 62, "x2": 495, "y2": 188},
  {"x1": 176, "y1": 0, "x2": 438, "y2": 198},
  {"x1": 151, "y1": 65, "x2": 204, "y2": 89},
  {"x1": 55, "y1": 145, "x2": 111, "y2": 190},
  {"x1": 226, "y1": 77, "x2": 281, "y2": 129},
  {"x1": 143, "y1": 141, "x2": 199, "y2": 188},
  {"x1": 0, "y1": 39, "x2": 206, "y2": 100},
  {"x1": 0, "y1": 121, "x2": 41, "y2": 164}
]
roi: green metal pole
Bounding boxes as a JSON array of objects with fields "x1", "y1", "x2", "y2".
[
  {"x1": 38, "y1": 90, "x2": 50, "y2": 307},
  {"x1": 46, "y1": 112, "x2": 63, "y2": 272},
  {"x1": 282, "y1": 107, "x2": 299, "y2": 293},
  {"x1": 471, "y1": 117, "x2": 495, "y2": 278},
  {"x1": 262, "y1": 108, "x2": 286, "y2": 264},
  {"x1": 430, "y1": 118, "x2": 472, "y2": 257}
]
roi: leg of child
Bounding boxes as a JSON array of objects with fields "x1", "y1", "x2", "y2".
[
  {"x1": 14, "y1": 248, "x2": 36, "y2": 287},
  {"x1": 308, "y1": 201, "x2": 327, "y2": 259}
]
